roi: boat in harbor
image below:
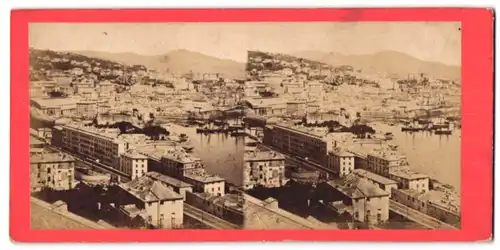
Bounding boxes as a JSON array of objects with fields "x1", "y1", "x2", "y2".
[
  {"x1": 434, "y1": 127, "x2": 452, "y2": 135},
  {"x1": 195, "y1": 125, "x2": 227, "y2": 134},
  {"x1": 228, "y1": 118, "x2": 245, "y2": 131},
  {"x1": 230, "y1": 129, "x2": 246, "y2": 137},
  {"x1": 401, "y1": 126, "x2": 423, "y2": 132},
  {"x1": 401, "y1": 119, "x2": 425, "y2": 132},
  {"x1": 384, "y1": 132, "x2": 394, "y2": 140}
]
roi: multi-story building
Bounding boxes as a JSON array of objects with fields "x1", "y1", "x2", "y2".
[
  {"x1": 243, "y1": 97, "x2": 287, "y2": 116},
  {"x1": 323, "y1": 174, "x2": 390, "y2": 224},
  {"x1": 146, "y1": 171, "x2": 193, "y2": 200},
  {"x1": 243, "y1": 150, "x2": 286, "y2": 190},
  {"x1": 286, "y1": 100, "x2": 307, "y2": 117},
  {"x1": 60, "y1": 123, "x2": 129, "y2": 168},
  {"x1": 283, "y1": 81, "x2": 303, "y2": 94},
  {"x1": 184, "y1": 169, "x2": 225, "y2": 197},
  {"x1": 352, "y1": 169, "x2": 398, "y2": 197},
  {"x1": 76, "y1": 100, "x2": 97, "y2": 118},
  {"x1": 388, "y1": 169, "x2": 430, "y2": 193},
  {"x1": 118, "y1": 176, "x2": 184, "y2": 229},
  {"x1": 30, "y1": 80, "x2": 57, "y2": 96},
  {"x1": 328, "y1": 149, "x2": 355, "y2": 177},
  {"x1": 30, "y1": 97, "x2": 78, "y2": 117},
  {"x1": 367, "y1": 150, "x2": 409, "y2": 177},
  {"x1": 244, "y1": 81, "x2": 260, "y2": 98},
  {"x1": 74, "y1": 80, "x2": 95, "y2": 99},
  {"x1": 30, "y1": 152, "x2": 75, "y2": 192},
  {"x1": 153, "y1": 148, "x2": 225, "y2": 197},
  {"x1": 120, "y1": 150, "x2": 149, "y2": 180},
  {"x1": 306, "y1": 81, "x2": 323, "y2": 98},
  {"x1": 265, "y1": 125, "x2": 330, "y2": 166},
  {"x1": 159, "y1": 150, "x2": 203, "y2": 179},
  {"x1": 29, "y1": 82, "x2": 45, "y2": 98},
  {"x1": 98, "y1": 80, "x2": 114, "y2": 97}
]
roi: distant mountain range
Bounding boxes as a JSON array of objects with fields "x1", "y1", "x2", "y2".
[
  {"x1": 291, "y1": 50, "x2": 461, "y2": 81},
  {"x1": 70, "y1": 49, "x2": 246, "y2": 79}
]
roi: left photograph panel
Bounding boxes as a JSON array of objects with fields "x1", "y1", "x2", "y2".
[{"x1": 28, "y1": 23, "x2": 246, "y2": 230}]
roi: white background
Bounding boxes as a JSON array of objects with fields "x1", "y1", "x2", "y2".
[{"x1": 1, "y1": 0, "x2": 497, "y2": 249}]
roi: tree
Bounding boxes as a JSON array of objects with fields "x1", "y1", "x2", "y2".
[
  {"x1": 142, "y1": 125, "x2": 170, "y2": 139},
  {"x1": 347, "y1": 124, "x2": 376, "y2": 136},
  {"x1": 47, "y1": 90, "x2": 67, "y2": 98}
]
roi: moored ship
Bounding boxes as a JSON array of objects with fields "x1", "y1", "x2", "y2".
[
  {"x1": 434, "y1": 127, "x2": 452, "y2": 135},
  {"x1": 384, "y1": 132, "x2": 394, "y2": 140}
]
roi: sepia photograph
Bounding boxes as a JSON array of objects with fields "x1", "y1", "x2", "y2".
[
  {"x1": 28, "y1": 22, "x2": 461, "y2": 231},
  {"x1": 241, "y1": 22, "x2": 461, "y2": 230}
]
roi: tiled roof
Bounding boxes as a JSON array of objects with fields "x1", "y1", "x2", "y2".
[
  {"x1": 244, "y1": 150, "x2": 285, "y2": 162},
  {"x1": 389, "y1": 169, "x2": 429, "y2": 180},
  {"x1": 30, "y1": 152, "x2": 75, "y2": 164},
  {"x1": 31, "y1": 97, "x2": 80, "y2": 108},
  {"x1": 146, "y1": 171, "x2": 192, "y2": 188},
  {"x1": 353, "y1": 169, "x2": 398, "y2": 185},
  {"x1": 120, "y1": 176, "x2": 183, "y2": 202},
  {"x1": 122, "y1": 150, "x2": 148, "y2": 159},
  {"x1": 329, "y1": 174, "x2": 389, "y2": 199}
]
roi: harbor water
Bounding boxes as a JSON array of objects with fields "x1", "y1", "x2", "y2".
[
  {"x1": 168, "y1": 124, "x2": 244, "y2": 186},
  {"x1": 371, "y1": 122, "x2": 461, "y2": 192}
]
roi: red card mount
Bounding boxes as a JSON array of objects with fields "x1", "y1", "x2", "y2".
[{"x1": 10, "y1": 8, "x2": 493, "y2": 242}]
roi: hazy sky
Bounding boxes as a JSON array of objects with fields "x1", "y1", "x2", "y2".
[{"x1": 29, "y1": 22, "x2": 461, "y2": 65}]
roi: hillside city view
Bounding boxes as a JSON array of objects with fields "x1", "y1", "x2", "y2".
[{"x1": 29, "y1": 22, "x2": 461, "y2": 230}]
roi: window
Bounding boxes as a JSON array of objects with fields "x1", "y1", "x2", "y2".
[
  {"x1": 147, "y1": 216, "x2": 152, "y2": 222},
  {"x1": 354, "y1": 212, "x2": 359, "y2": 218}
]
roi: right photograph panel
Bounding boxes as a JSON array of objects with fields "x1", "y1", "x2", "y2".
[{"x1": 241, "y1": 22, "x2": 461, "y2": 230}]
